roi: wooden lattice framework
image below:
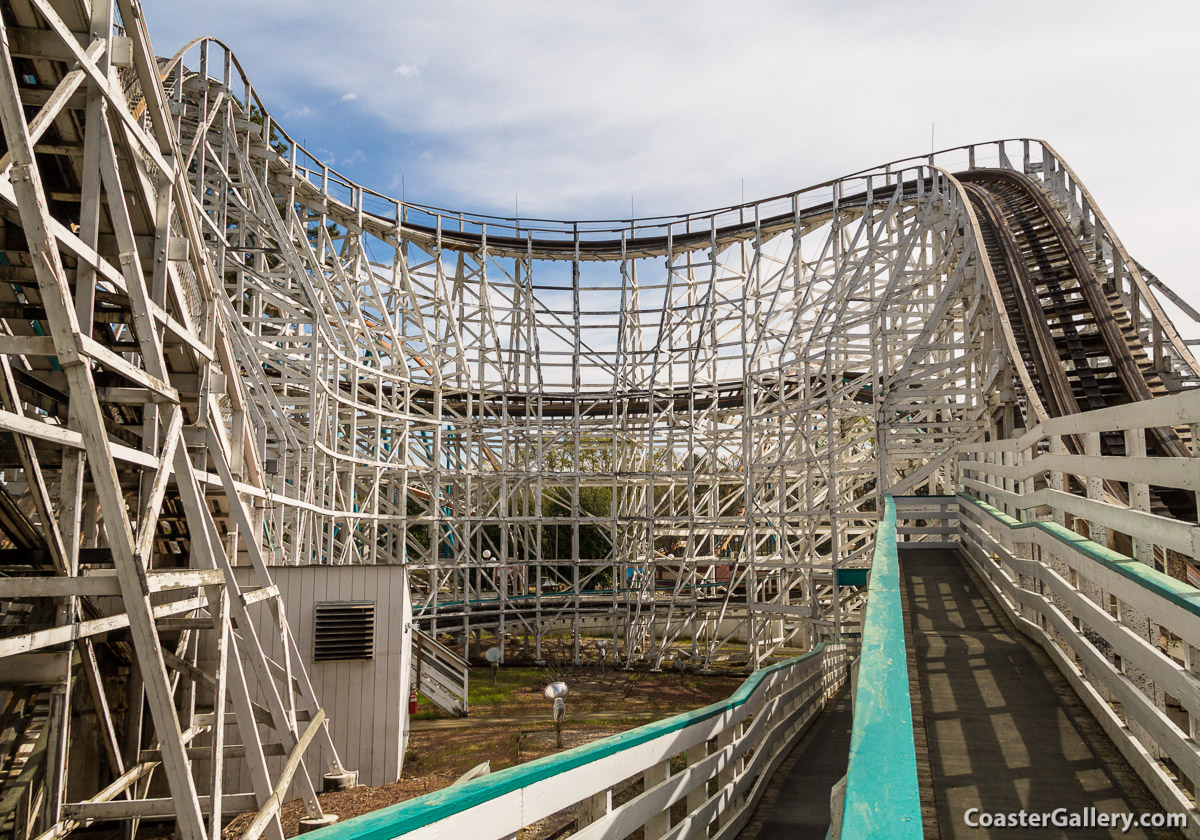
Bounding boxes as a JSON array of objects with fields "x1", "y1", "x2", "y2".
[{"x1": 0, "y1": 4, "x2": 344, "y2": 840}]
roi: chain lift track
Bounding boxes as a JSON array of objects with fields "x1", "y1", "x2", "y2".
[
  {"x1": 963, "y1": 170, "x2": 1197, "y2": 526},
  {"x1": 0, "y1": 3, "x2": 1198, "y2": 840}
]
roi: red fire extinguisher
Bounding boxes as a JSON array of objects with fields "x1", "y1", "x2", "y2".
[{"x1": 409, "y1": 686, "x2": 419, "y2": 715}]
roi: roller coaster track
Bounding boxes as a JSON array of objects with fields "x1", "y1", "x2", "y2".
[
  {"x1": 963, "y1": 170, "x2": 1198, "y2": 525},
  {"x1": 0, "y1": 5, "x2": 1198, "y2": 840}
]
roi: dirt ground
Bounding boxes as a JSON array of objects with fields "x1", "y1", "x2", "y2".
[{"x1": 220, "y1": 663, "x2": 743, "y2": 838}]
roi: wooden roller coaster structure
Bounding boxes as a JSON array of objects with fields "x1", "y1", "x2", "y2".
[{"x1": 0, "y1": 2, "x2": 1196, "y2": 839}]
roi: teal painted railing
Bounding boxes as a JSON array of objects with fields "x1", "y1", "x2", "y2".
[
  {"x1": 307, "y1": 644, "x2": 831, "y2": 840},
  {"x1": 839, "y1": 495, "x2": 923, "y2": 838},
  {"x1": 959, "y1": 493, "x2": 1200, "y2": 617}
]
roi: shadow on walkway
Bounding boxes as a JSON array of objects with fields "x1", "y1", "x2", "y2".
[
  {"x1": 737, "y1": 686, "x2": 852, "y2": 840},
  {"x1": 902, "y1": 546, "x2": 1179, "y2": 839}
]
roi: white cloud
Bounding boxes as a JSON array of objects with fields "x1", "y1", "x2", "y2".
[
  {"x1": 393, "y1": 64, "x2": 419, "y2": 79},
  {"x1": 341, "y1": 92, "x2": 358, "y2": 102}
]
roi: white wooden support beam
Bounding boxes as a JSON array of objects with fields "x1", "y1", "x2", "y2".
[{"x1": 0, "y1": 20, "x2": 209, "y2": 838}]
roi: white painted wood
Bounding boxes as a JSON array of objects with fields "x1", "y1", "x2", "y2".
[
  {"x1": 954, "y1": 390, "x2": 1200, "y2": 834},
  {"x1": 394, "y1": 648, "x2": 844, "y2": 840},
  {"x1": 203, "y1": 566, "x2": 410, "y2": 790}
]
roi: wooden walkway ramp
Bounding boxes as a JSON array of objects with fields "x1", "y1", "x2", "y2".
[
  {"x1": 739, "y1": 545, "x2": 1184, "y2": 839},
  {"x1": 900, "y1": 546, "x2": 1177, "y2": 839},
  {"x1": 736, "y1": 688, "x2": 853, "y2": 840}
]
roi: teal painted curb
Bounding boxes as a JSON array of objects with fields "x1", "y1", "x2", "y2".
[
  {"x1": 839, "y1": 496, "x2": 923, "y2": 839},
  {"x1": 958, "y1": 493, "x2": 1200, "y2": 617},
  {"x1": 306, "y1": 646, "x2": 828, "y2": 840}
]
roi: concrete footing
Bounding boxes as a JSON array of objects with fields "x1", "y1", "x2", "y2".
[
  {"x1": 299, "y1": 815, "x2": 339, "y2": 833},
  {"x1": 322, "y1": 770, "x2": 358, "y2": 792}
]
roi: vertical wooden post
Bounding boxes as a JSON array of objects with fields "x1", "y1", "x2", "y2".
[{"x1": 643, "y1": 759, "x2": 671, "y2": 840}]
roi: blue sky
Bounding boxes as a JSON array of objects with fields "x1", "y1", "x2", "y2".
[{"x1": 142, "y1": 0, "x2": 1199, "y2": 333}]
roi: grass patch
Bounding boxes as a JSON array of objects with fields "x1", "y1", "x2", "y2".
[
  {"x1": 466, "y1": 666, "x2": 543, "y2": 707},
  {"x1": 415, "y1": 666, "x2": 547, "y2": 716},
  {"x1": 471, "y1": 690, "x2": 507, "y2": 706}
]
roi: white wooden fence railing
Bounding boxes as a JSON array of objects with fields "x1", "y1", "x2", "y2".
[
  {"x1": 412, "y1": 628, "x2": 470, "y2": 717},
  {"x1": 956, "y1": 388, "x2": 1200, "y2": 837},
  {"x1": 310, "y1": 644, "x2": 846, "y2": 840},
  {"x1": 892, "y1": 494, "x2": 960, "y2": 548}
]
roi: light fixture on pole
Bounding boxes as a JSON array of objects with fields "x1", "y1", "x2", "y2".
[{"x1": 544, "y1": 681, "x2": 568, "y2": 747}]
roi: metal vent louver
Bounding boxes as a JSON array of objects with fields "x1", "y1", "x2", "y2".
[{"x1": 313, "y1": 601, "x2": 375, "y2": 662}]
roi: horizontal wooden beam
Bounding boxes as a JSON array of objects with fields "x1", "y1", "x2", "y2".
[
  {"x1": 63, "y1": 793, "x2": 258, "y2": 820},
  {"x1": 0, "y1": 650, "x2": 73, "y2": 685},
  {"x1": 0, "y1": 569, "x2": 224, "y2": 598}
]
